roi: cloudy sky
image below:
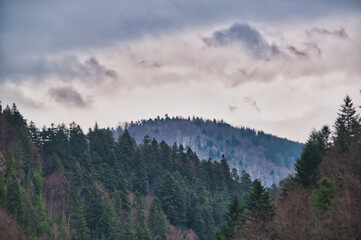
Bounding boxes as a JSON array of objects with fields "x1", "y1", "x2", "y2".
[{"x1": 1, "y1": 0, "x2": 360, "y2": 142}]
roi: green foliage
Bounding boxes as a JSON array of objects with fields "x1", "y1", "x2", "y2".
[
  {"x1": 1, "y1": 103, "x2": 255, "y2": 240},
  {"x1": 334, "y1": 95, "x2": 360, "y2": 152},
  {"x1": 6, "y1": 175, "x2": 23, "y2": 223},
  {"x1": 312, "y1": 177, "x2": 336, "y2": 215},
  {"x1": 135, "y1": 193, "x2": 151, "y2": 240},
  {"x1": 295, "y1": 126, "x2": 330, "y2": 186},
  {"x1": 149, "y1": 198, "x2": 167, "y2": 240},
  {"x1": 244, "y1": 179, "x2": 273, "y2": 222},
  {"x1": 216, "y1": 195, "x2": 243, "y2": 240}
]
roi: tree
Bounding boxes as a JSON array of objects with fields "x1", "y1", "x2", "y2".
[
  {"x1": 295, "y1": 126, "x2": 330, "y2": 186},
  {"x1": 240, "y1": 170, "x2": 252, "y2": 198},
  {"x1": 6, "y1": 176, "x2": 23, "y2": 223},
  {"x1": 134, "y1": 193, "x2": 151, "y2": 240},
  {"x1": 244, "y1": 179, "x2": 273, "y2": 222},
  {"x1": 132, "y1": 149, "x2": 148, "y2": 196},
  {"x1": 215, "y1": 195, "x2": 243, "y2": 240},
  {"x1": 312, "y1": 177, "x2": 336, "y2": 215},
  {"x1": 334, "y1": 95, "x2": 359, "y2": 152},
  {"x1": 148, "y1": 198, "x2": 167, "y2": 240}
]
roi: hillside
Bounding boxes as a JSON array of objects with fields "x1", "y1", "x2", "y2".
[
  {"x1": 0, "y1": 103, "x2": 255, "y2": 240},
  {"x1": 114, "y1": 117, "x2": 303, "y2": 186}
]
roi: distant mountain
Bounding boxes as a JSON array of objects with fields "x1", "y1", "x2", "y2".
[{"x1": 114, "y1": 116, "x2": 304, "y2": 186}]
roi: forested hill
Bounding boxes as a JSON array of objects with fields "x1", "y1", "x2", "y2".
[
  {"x1": 114, "y1": 117, "x2": 303, "y2": 186},
  {"x1": 0, "y1": 103, "x2": 258, "y2": 240}
]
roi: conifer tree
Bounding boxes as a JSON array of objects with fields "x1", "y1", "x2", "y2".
[
  {"x1": 216, "y1": 195, "x2": 243, "y2": 240},
  {"x1": 134, "y1": 193, "x2": 151, "y2": 240},
  {"x1": 312, "y1": 177, "x2": 336, "y2": 215},
  {"x1": 295, "y1": 126, "x2": 330, "y2": 186},
  {"x1": 6, "y1": 176, "x2": 23, "y2": 223},
  {"x1": 244, "y1": 179, "x2": 273, "y2": 222},
  {"x1": 149, "y1": 198, "x2": 167, "y2": 240},
  {"x1": 334, "y1": 95, "x2": 359, "y2": 152}
]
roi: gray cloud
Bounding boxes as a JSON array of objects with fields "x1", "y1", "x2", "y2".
[
  {"x1": 229, "y1": 106, "x2": 237, "y2": 112},
  {"x1": 244, "y1": 96, "x2": 261, "y2": 113},
  {"x1": 0, "y1": 87, "x2": 44, "y2": 109},
  {"x1": 310, "y1": 27, "x2": 349, "y2": 38},
  {"x1": 1, "y1": 55, "x2": 119, "y2": 85},
  {"x1": 48, "y1": 86, "x2": 93, "y2": 108},
  {"x1": 287, "y1": 46, "x2": 309, "y2": 58},
  {"x1": 1, "y1": 0, "x2": 359, "y2": 77},
  {"x1": 204, "y1": 23, "x2": 274, "y2": 59}
]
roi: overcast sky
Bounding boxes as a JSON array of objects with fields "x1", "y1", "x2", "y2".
[{"x1": 1, "y1": 0, "x2": 360, "y2": 142}]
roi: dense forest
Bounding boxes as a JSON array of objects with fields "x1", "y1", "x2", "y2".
[
  {"x1": 0, "y1": 94, "x2": 360, "y2": 240},
  {"x1": 0, "y1": 101, "x2": 260, "y2": 240},
  {"x1": 113, "y1": 116, "x2": 303, "y2": 186}
]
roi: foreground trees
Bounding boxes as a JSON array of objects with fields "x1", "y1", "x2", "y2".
[
  {"x1": 0, "y1": 102, "x2": 250, "y2": 240},
  {"x1": 216, "y1": 95, "x2": 361, "y2": 239}
]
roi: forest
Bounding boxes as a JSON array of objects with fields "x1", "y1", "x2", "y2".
[
  {"x1": 113, "y1": 115, "x2": 303, "y2": 186},
  {"x1": 0, "y1": 95, "x2": 360, "y2": 240}
]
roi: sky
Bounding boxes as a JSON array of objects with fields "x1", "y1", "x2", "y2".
[{"x1": 0, "y1": 0, "x2": 360, "y2": 142}]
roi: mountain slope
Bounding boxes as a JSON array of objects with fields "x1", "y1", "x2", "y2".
[{"x1": 114, "y1": 117, "x2": 303, "y2": 186}]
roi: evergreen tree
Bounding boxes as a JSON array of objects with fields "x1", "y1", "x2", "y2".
[
  {"x1": 132, "y1": 149, "x2": 148, "y2": 196},
  {"x1": 115, "y1": 129, "x2": 136, "y2": 175},
  {"x1": 244, "y1": 179, "x2": 273, "y2": 222},
  {"x1": 312, "y1": 177, "x2": 336, "y2": 215},
  {"x1": 295, "y1": 126, "x2": 330, "y2": 186},
  {"x1": 334, "y1": 95, "x2": 359, "y2": 152},
  {"x1": 149, "y1": 198, "x2": 167, "y2": 240},
  {"x1": 6, "y1": 176, "x2": 23, "y2": 223},
  {"x1": 72, "y1": 194, "x2": 91, "y2": 240},
  {"x1": 135, "y1": 193, "x2": 151, "y2": 240},
  {"x1": 216, "y1": 195, "x2": 243, "y2": 240},
  {"x1": 239, "y1": 170, "x2": 252, "y2": 198}
]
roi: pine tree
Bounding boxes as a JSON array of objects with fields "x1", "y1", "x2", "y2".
[
  {"x1": 216, "y1": 195, "x2": 243, "y2": 240},
  {"x1": 132, "y1": 149, "x2": 148, "y2": 196},
  {"x1": 134, "y1": 193, "x2": 151, "y2": 240},
  {"x1": 295, "y1": 126, "x2": 330, "y2": 186},
  {"x1": 312, "y1": 177, "x2": 336, "y2": 215},
  {"x1": 334, "y1": 95, "x2": 359, "y2": 152},
  {"x1": 6, "y1": 176, "x2": 23, "y2": 223},
  {"x1": 244, "y1": 179, "x2": 273, "y2": 222},
  {"x1": 240, "y1": 170, "x2": 252, "y2": 198},
  {"x1": 149, "y1": 198, "x2": 167, "y2": 240}
]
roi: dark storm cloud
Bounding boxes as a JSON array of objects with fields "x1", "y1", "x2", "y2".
[
  {"x1": 204, "y1": 23, "x2": 273, "y2": 59},
  {"x1": 49, "y1": 86, "x2": 93, "y2": 107}
]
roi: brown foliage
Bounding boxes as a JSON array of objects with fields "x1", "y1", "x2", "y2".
[
  {"x1": 0, "y1": 208, "x2": 20, "y2": 240},
  {"x1": 268, "y1": 132, "x2": 361, "y2": 240}
]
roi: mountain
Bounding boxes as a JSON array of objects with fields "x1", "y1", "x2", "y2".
[{"x1": 114, "y1": 117, "x2": 304, "y2": 186}]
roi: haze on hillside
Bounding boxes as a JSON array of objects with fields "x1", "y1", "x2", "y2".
[{"x1": 1, "y1": 0, "x2": 361, "y2": 142}]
